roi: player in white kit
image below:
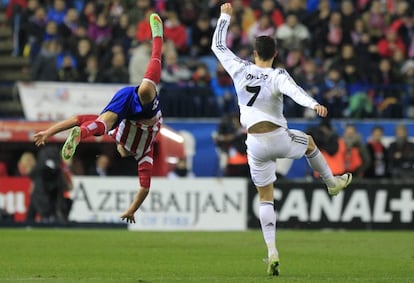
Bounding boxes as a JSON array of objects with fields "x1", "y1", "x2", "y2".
[{"x1": 212, "y1": 3, "x2": 353, "y2": 276}]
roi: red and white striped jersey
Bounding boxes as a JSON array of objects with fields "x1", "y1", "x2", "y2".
[{"x1": 108, "y1": 113, "x2": 162, "y2": 162}]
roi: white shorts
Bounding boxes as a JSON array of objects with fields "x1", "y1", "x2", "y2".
[{"x1": 246, "y1": 128, "x2": 308, "y2": 187}]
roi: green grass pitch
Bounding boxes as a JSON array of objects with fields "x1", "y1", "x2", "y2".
[{"x1": 0, "y1": 229, "x2": 413, "y2": 282}]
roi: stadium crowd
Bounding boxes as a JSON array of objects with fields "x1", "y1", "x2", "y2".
[{"x1": 3, "y1": 0, "x2": 414, "y2": 118}]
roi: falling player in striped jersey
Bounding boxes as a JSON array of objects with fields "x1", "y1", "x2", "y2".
[
  {"x1": 33, "y1": 13, "x2": 164, "y2": 224},
  {"x1": 212, "y1": 3, "x2": 353, "y2": 276}
]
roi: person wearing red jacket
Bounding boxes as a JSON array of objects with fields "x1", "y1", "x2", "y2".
[
  {"x1": 377, "y1": 28, "x2": 406, "y2": 58},
  {"x1": 164, "y1": 11, "x2": 187, "y2": 54}
]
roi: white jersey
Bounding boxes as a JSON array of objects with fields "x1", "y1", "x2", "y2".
[{"x1": 211, "y1": 14, "x2": 318, "y2": 129}]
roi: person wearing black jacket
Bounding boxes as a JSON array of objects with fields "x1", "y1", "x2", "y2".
[{"x1": 26, "y1": 146, "x2": 72, "y2": 223}]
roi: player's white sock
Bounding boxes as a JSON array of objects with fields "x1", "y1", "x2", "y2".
[
  {"x1": 306, "y1": 148, "x2": 336, "y2": 188},
  {"x1": 259, "y1": 201, "x2": 278, "y2": 259}
]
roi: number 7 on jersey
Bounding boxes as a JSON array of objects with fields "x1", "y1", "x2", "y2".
[{"x1": 246, "y1": 86, "x2": 261, "y2": 106}]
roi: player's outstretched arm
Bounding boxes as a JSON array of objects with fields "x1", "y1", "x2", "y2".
[
  {"x1": 120, "y1": 187, "x2": 150, "y2": 223},
  {"x1": 211, "y1": 2, "x2": 245, "y2": 79},
  {"x1": 33, "y1": 116, "x2": 79, "y2": 146}
]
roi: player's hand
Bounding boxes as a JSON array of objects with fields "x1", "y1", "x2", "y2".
[
  {"x1": 221, "y1": 3, "x2": 232, "y2": 16},
  {"x1": 120, "y1": 211, "x2": 135, "y2": 223},
  {"x1": 33, "y1": 130, "x2": 49, "y2": 146},
  {"x1": 314, "y1": 104, "x2": 328, "y2": 117}
]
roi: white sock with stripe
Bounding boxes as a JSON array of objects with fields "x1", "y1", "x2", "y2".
[
  {"x1": 306, "y1": 148, "x2": 336, "y2": 187},
  {"x1": 259, "y1": 201, "x2": 278, "y2": 259}
]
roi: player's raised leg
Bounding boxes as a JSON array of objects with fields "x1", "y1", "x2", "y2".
[
  {"x1": 138, "y1": 13, "x2": 163, "y2": 104},
  {"x1": 61, "y1": 113, "x2": 117, "y2": 160},
  {"x1": 305, "y1": 135, "x2": 352, "y2": 195}
]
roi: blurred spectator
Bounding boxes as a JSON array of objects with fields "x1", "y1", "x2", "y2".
[
  {"x1": 401, "y1": 60, "x2": 414, "y2": 117},
  {"x1": 276, "y1": 13, "x2": 310, "y2": 57},
  {"x1": 47, "y1": 0, "x2": 67, "y2": 25},
  {"x1": 14, "y1": 151, "x2": 36, "y2": 177},
  {"x1": 58, "y1": 8, "x2": 80, "y2": 49},
  {"x1": 389, "y1": 0, "x2": 411, "y2": 23},
  {"x1": 387, "y1": 124, "x2": 414, "y2": 179},
  {"x1": 377, "y1": 28, "x2": 407, "y2": 59},
  {"x1": 231, "y1": 0, "x2": 255, "y2": 33},
  {"x1": 58, "y1": 54, "x2": 79, "y2": 82},
  {"x1": 100, "y1": 41, "x2": 125, "y2": 70},
  {"x1": 100, "y1": 52, "x2": 129, "y2": 83},
  {"x1": 342, "y1": 124, "x2": 371, "y2": 177},
  {"x1": 253, "y1": 0, "x2": 284, "y2": 29},
  {"x1": 225, "y1": 21, "x2": 249, "y2": 54},
  {"x1": 211, "y1": 62, "x2": 238, "y2": 114},
  {"x1": 339, "y1": 0, "x2": 358, "y2": 41},
  {"x1": 213, "y1": 113, "x2": 249, "y2": 177},
  {"x1": 135, "y1": 10, "x2": 153, "y2": 43},
  {"x1": 307, "y1": 119, "x2": 346, "y2": 176},
  {"x1": 372, "y1": 58, "x2": 404, "y2": 118},
  {"x1": 43, "y1": 20, "x2": 59, "y2": 42},
  {"x1": 320, "y1": 68, "x2": 348, "y2": 118},
  {"x1": 88, "y1": 154, "x2": 111, "y2": 177},
  {"x1": 112, "y1": 13, "x2": 130, "y2": 42},
  {"x1": 128, "y1": 0, "x2": 152, "y2": 26},
  {"x1": 345, "y1": 84, "x2": 374, "y2": 118},
  {"x1": 285, "y1": 49, "x2": 305, "y2": 79},
  {"x1": 391, "y1": 49, "x2": 407, "y2": 75},
  {"x1": 295, "y1": 58, "x2": 324, "y2": 118},
  {"x1": 173, "y1": 0, "x2": 199, "y2": 27},
  {"x1": 79, "y1": 1, "x2": 96, "y2": 27},
  {"x1": 74, "y1": 38, "x2": 93, "y2": 73},
  {"x1": 161, "y1": 50, "x2": 191, "y2": 85},
  {"x1": 330, "y1": 44, "x2": 363, "y2": 84},
  {"x1": 121, "y1": 24, "x2": 139, "y2": 58},
  {"x1": 320, "y1": 11, "x2": 345, "y2": 60},
  {"x1": 284, "y1": 0, "x2": 307, "y2": 23},
  {"x1": 392, "y1": 10, "x2": 414, "y2": 56},
  {"x1": 365, "y1": 126, "x2": 389, "y2": 178},
  {"x1": 349, "y1": 18, "x2": 378, "y2": 77},
  {"x1": 17, "y1": 0, "x2": 39, "y2": 56},
  {"x1": 191, "y1": 63, "x2": 211, "y2": 87},
  {"x1": 27, "y1": 146, "x2": 72, "y2": 223},
  {"x1": 128, "y1": 41, "x2": 151, "y2": 84},
  {"x1": 190, "y1": 13, "x2": 214, "y2": 57},
  {"x1": 26, "y1": 6, "x2": 47, "y2": 60},
  {"x1": 78, "y1": 55, "x2": 102, "y2": 83},
  {"x1": 247, "y1": 13, "x2": 275, "y2": 44},
  {"x1": 305, "y1": 0, "x2": 332, "y2": 57},
  {"x1": 164, "y1": 11, "x2": 188, "y2": 54},
  {"x1": 108, "y1": 0, "x2": 125, "y2": 24},
  {"x1": 30, "y1": 39, "x2": 60, "y2": 81},
  {"x1": 87, "y1": 13, "x2": 112, "y2": 57},
  {"x1": 361, "y1": 0, "x2": 390, "y2": 42},
  {"x1": 167, "y1": 157, "x2": 195, "y2": 179}
]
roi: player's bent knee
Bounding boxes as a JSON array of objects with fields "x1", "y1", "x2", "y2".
[{"x1": 306, "y1": 135, "x2": 316, "y2": 154}]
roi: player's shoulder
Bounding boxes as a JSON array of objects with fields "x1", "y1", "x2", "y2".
[{"x1": 274, "y1": 67, "x2": 289, "y2": 76}]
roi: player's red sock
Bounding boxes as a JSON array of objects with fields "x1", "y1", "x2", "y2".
[
  {"x1": 79, "y1": 120, "x2": 106, "y2": 139},
  {"x1": 76, "y1": 114, "x2": 99, "y2": 125},
  {"x1": 143, "y1": 37, "x2": 162, "y2": 84}
]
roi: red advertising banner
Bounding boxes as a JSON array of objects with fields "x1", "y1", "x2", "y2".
[{"x1": 0, "y1": 177, "x2": 32, "y2": 222}]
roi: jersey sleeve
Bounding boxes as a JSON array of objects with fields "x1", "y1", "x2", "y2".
[
  {"x1": 211, "y1": 14, "x2": 247, "y2": 78},
  {"x1": 275, "y1": 69, "x2": 319, "y2": 109}
]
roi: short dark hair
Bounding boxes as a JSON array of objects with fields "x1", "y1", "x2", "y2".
[{"x1": 254, "y1": 36, "x2": 276, "y2": 61}]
